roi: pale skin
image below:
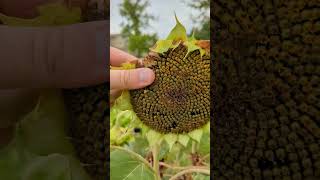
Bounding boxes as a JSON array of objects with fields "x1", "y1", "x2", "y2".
[
  {"x1": 0, "y1": 0, "x2": 155, "y2": 144},
  {"x1": 110, "y1": 47, "x2": 155, "y2": 104}
]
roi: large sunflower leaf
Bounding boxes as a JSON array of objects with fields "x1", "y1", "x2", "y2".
[
  {"x1": 127, "y1": 135, "x2": 149, "y2": 157},
  {"x1": 22, "y1": 154, "x2": 79, "y2": 180},
  {"x1": 0, "y1": 146, "x2": 90, "y2": 180},
  {"x1": 0, "y1": 116, "x2": 90, "y2": 180},
  {"x1": 110, "y1": 146, "x2": 155, "y2": 180},
  {"x1": 18, "y1": 90, "x2": 74, "y2": 155}
]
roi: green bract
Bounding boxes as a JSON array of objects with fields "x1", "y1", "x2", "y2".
[{"x1": 149, "y1": 14, "x2": 205, "y2": 59}]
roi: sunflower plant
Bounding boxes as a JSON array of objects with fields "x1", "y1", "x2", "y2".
[{"x1": 110, "y1": 15, "x2": 210, "y2": 180}]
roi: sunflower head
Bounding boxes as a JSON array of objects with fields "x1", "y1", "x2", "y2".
[
  {"x1": 130, "y1": 14, "x2": 210, "y2": 135},
  {"x1": 111, "y1": 15, "x2": 210, "y2": 149},
  {"x1": 131, "y1": 43, "x2": 210, "y2": 134}
]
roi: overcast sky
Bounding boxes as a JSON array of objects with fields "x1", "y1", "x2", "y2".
[{"x1": 110, "y1": 0, "x2": 203, "y2": 39}]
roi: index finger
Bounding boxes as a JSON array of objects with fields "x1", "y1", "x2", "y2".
[{"x1": 110, "y1": 47, "x2": 137, "y2": 66}]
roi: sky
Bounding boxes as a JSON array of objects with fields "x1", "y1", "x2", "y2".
[{"x1": 110, "y1": 0, "x2": 205, "y2": 39}]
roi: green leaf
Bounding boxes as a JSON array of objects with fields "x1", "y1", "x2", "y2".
[
  {"x1": 164, "y1": 134, "x2": 178, "y2": 151},
  {"x1": 166, "y1": 14, "x2": 187, "y2": 42},
  {"x1": 188, "y1": 129, "x2": 203, "y2": 143},
  {"x1": 0, "y1": 148, "x2": 90, "y2": 180},
  {"x1": 188, "y1": 31, "x2": 197, "y2": 42},
  {"x1": 18, "y1": 90, "x2": 74, "y2": 156},
  {"x1": 179, "y1": 152, "x2": 193, "y2": 166},
  {"x1": 150, "y1": 40, "x2": 173, "y2": 54},
  {"x1": 116, "y1": 131, "x2": 134, "y2": 145},
  {"x1": 110, "y1": 146, "x2": 155, "y2": 180},
  {"x1": 177, "y1": 134, "x2": 190, "y2": 147},
  {"x1": 127, "y1": 136, "x2": 149, "y2": 157},
  {"x1": 199, "y1": 48, "x2": 206, "y2": 57},
  {"x1": 158, "y1": 142, "x2": 169, "y2": 160},
  {"x1": 0, "y1": 118, "x2": 90, "y2": 180},
  {"x1": 22, "y1": 154, "x2": 71, "y2": 180},
  {"x1": 110, "y1": 125, "x2": 135, "y2": 146},
  {"x1": 146, "y1": 130, "x2": 162, "y2": 146},
  {"x1": 110, "y1": 108, "x2": 120, "y2": 126},
  {"x1": 204, "y1": 122, "x2": 210, "y2": 133},
  {"x1": 140, "y1": 124, "x2": 149, "y2": 136},
  {"x1": 110, "y1": 126, "x2": 122, "y2": 145},
  {"x1": 116, "y1": 110, "x2": 134, "y2": 126},
  {"x1": 198, "y1": 132, "x2": 210, "y2": 156},
  {"x1": 184, "y1": 41, "x2": 202, "y2": 59},
  {"x1": 113, "y1": 91, "x2": 133, "y2": 111}
]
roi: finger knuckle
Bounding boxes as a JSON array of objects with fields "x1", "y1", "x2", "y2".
[{"x1": 120, "y1": 70, "x2": 131, "y2": 88}]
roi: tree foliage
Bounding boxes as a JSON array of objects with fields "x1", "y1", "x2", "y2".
[
  {"x1": 119, "y1": 0, "x2": 157, "y2": 57},
  {"x1": 184, "y1": 0, "x2": 210, "y2": 40}
]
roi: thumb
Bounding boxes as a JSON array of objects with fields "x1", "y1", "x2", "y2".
[{"x1": 110, "y1": 68, "x2": 155, "y2": 90}]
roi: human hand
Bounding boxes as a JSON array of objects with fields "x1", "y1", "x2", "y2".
[
  {"x1": 0, "y1": 0, "x2": 103, "y2": 146},
  {"x1": 0, "y1": 20, "x2": 107, "y2": 137},
  {"x1": 110, "y1": 47, "x2": 155, "y2": 104}
]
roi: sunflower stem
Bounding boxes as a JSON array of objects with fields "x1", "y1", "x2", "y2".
[
  {"x1": 152, "y1": 143, "x2": 161, "y2": 180},
  {"x1": 191, "y1": 141, "x2": 197, "y2": 154},
  {"x1": 175, "y1": 145, "x2": 181, "y2": 165}
]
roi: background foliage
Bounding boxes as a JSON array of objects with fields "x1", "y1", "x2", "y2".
[
  {"x1": 119, "y1": 0, "x2": 157, "y2": 57},
  {"x1": 184, "y1": 0, "x2": 210, "y2": 40},
  {"x1": 117, "y1": 0, "x2": 210, "y2": 57}
]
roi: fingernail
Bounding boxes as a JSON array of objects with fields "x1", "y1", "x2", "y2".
[{"x1": 139, "y1": 69, "x2": 153, "y2": 83}]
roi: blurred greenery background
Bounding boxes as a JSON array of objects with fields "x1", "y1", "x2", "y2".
[{"x1": 110, "y1": 0, "x2": 209, "y2": 57}]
